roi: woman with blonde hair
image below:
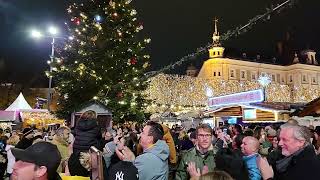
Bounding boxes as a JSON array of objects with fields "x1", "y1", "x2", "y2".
[{"x1": 5, "y1": 135, "x2": 20, "y2": 177}]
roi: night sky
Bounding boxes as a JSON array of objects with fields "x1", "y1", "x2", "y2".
[{"x1": 0, "y1": 0, "x2": 319, "y2": 86}]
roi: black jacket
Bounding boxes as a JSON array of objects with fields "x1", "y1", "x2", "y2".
[
  {"x1": 73, "y1": 118, "x2": 102, "y2": 152},
  {"x1": 274, "y1": 145, "x2": 320, "y2": 180},
  {"x1": 215, "y1": 148, "x2": 249, "y2": 180}
]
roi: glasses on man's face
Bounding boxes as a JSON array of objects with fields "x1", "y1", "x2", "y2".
[{"x1": 197, "y1": 134, "x2": 212, "y2": 138}]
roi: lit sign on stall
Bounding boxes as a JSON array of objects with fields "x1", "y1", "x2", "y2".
[{"x1": 208, "y1": 89, "x2": 264, "y2": 108}]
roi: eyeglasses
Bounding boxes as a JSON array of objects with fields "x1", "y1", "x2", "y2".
[{"x1": 197, "y1": 134, "x2": 212, "y2": 138}]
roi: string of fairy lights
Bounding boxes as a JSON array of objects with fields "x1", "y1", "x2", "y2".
[
  {"x1": 145, "y1": 0, "x2": 297, "y2": 78},
  {"x1": 143, "y1": 74, "x2": 319, "y2": 114}
]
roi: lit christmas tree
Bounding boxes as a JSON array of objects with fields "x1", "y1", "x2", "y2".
[{"x1": 51, "y1": 0, "x2": 151, "y2": 122}]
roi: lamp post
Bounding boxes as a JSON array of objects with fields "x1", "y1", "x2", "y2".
[
  {"x1": 31, "y1": 26, "x2": 59, "y2": 111},
  {"x1": 257, "y1": 74, "x2": 271, "y2": 102}
]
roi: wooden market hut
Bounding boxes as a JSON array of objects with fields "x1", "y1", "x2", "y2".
[{"x1": 71, "y1": 101, "x2": 112, "y2": 130}]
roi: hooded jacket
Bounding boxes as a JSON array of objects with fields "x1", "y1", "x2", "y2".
[
  {"x1": 73, "y1": 118, "x2": 101, "y2": 152},
  {"x1": 134, "y1": 140, "x2": 169, "y2": 180}
]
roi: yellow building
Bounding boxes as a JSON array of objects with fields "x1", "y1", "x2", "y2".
[{"x1": 198, "y1": 20, "x2": 320, "y2": 90}]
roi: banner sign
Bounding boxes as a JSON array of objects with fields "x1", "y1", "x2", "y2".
[{"x1": 208, "y1": 89, "x2": 264, "y2": 107}]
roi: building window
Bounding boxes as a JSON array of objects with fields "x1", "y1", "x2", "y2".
[
  {"x1": 272, "y1": 74, "x2": 276, "y2": 82},
  {"x1": 276, "y1": 74, "x2": 280, "y2": 83},
  {"x1": 312, "y1": 77, "x2": 317, "y2": 84},
  {"x1": 252, "y1": 74, "x2": 256, "y2": 80},
  {"x1": 213, "y1": 72, "x2": 216, "y2": 76},
  {"x1": 218, "y1": 52, "x2": 220, "y2": 55},
  {"x1": 281, "y1": 77, "x2": 285, "y2": 83},
  {"x1": 230, "y1": 70, "x2": 235, "y2": 78},
  {"x1": 289, "y1": 75, "x2": 293, "y2": 83},
  {"x1": 240, "y1": 70, "x2": 246, "y2": 79},
  {"x1": 218, "y1": 72, "x2": 221, "y2": 76},
  {"x1": 251, "y1": 71, "x2": 257, "y2": 80},
  {"x1": 302, "y1": 75, "x2": 307, "y2": 83}
]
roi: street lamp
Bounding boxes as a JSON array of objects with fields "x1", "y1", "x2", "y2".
[{"x1": 30, "y1": 26, "x2": 60, "y2": 111}]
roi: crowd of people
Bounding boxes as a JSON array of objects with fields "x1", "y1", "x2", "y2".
[{"x1": 0, "y1": 111, "x2": 320, "y2": 180}]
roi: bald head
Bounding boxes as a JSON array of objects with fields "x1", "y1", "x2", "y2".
[{"x1": 241, "y1": 136, "x2": 260, "y2": 156}]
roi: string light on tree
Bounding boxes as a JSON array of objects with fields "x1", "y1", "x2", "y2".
[{"x1": 52, "y1": 0, "x2": 151, "y2": 122}]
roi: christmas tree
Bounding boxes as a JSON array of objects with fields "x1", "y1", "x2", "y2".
[{"x1": 51, "y1": 0, "x2": 151, "y2": 122}]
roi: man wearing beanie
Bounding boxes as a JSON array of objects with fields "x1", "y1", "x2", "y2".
[{"x1": 11, "y1": 141, "x2": 62, "y2": 180}]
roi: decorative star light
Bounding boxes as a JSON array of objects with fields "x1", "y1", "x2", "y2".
[
  {"x1": 205, "y1": 84, "x2": 214, "y2": 97},
  {"x1": 258, "y1": 74, "x2": 272, "y2": 87}
]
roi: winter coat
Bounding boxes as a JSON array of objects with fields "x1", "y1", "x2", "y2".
[
  {"x1": 51, "y1": 135, "x2": 69, "y2": 173},
  {"x1": 15, "y1": 137, "x2": 33, "y2": 149},
  {"x1": 134, "y1": 140, "x2": 169, "y2": 180},
  {"x1": 73, "y1": 118, "x2": 102, "y2": 152},
  {"x1": 274, "y1": 145, "x2": 320, "y2": 180},
  {"x1": 242, "y1": 153, "x2": 261, "y2": 180},
  {"x1": 175, "y1": 145, "x2": 217, "y2": 180},
  {"x1": 215, "y1": 148, "x2": 249, "y2": 180},
  {"x1": 161, "y1": 124, "x2": 177, "y2": 164},
  {"x1": 136, "y1": 124, "x2": 177, "y2": 164}
]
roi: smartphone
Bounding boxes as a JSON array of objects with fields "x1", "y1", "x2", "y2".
[{"x1": 223, "y1": 128, "x2": 228, "y2": 135}]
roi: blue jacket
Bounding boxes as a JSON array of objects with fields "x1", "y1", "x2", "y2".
[
  {"x1": 134, "y1": 140, "x2": 169, "y2": 180},
  {"x1": 243, "y1": 153, "x2": 261, "y2": 180}
]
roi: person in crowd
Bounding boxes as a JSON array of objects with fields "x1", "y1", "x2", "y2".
[
  {"x1": 5, "y1": 134, "x2": 20, "y2": 177},
  {"x1": 101, "y1": 130, "x2": 114, "y2": 147},
  {"x1": 115, "y1": 121, "x2": 170, "y2": 180},
  {"x1": 51, "y1": 126, "x2": 71, "y2": 173},
  {"x1": 32, "y1": 130, "x2": 44, "y2": 144},
  {"x1": 253, "y1": 127, "x2": 271, "y2": 156},
  {"x1": 178, "y1": 130, "x2": 194, "y2": 151},
  {"x1": 136, "y1": 123, "x2": 176, "y2": 165},
  {"x1": 15, "y1": 128, "x2": 34, "y2": 149},
  {"x1": 103, "y1": 134, "x2": 126, "y2": 170},
  {"x1": 267, "y1": 136, "x2": 283, "y2": 169},
  {"x1": 215, "y1": 134, "x2": 249, "y2": 180},
  {"x1": 259, "y1": 123, "x2": 320, "y2": 180},
  {"x1": 232, "y1": 124, "x2": 243, "y2": 136},
  {"x1": 176, "y1": 124, "x2": 217, "y2": 180},
  {"x1": 286, "y1": 119, "x2": 299, "y2": 125},
  {"x1": 68, "y1": 110, "x2": 102, "y2": 177},
  {"x1": 188, "y1": 131, "x2": 197, "y2": 146},
  {"x1": 312, "y1": 126, "x2": 320, "y2": 155},
  {"x1": 241, "y1": 136, "x2": 261, "y2": 180},
  {"x1": 11, "y1": 141, "x2": 62, "y2": 180},
  {"x1": 0, "y1": 135, "x2": 8, "y2": 179}
]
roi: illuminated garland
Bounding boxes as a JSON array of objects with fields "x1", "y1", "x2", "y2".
[
  {"x1": 144, "y1": 74, "x2": 318, "y2": 114},
  {"x1": 145, "y1": 0, "x2": 297, "y2": 78}
]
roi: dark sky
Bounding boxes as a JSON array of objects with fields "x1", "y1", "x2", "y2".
[{"x1": 0, "y1": 0, "x2": 319, "y2": 86}]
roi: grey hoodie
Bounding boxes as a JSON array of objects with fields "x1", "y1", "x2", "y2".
[{"x1": 134, "y1": 140, "x2": 169, "y2": 180}]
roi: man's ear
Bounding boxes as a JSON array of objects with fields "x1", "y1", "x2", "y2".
[{"x1": 35, "y1": 166, "x2": 47, "y2": 177}]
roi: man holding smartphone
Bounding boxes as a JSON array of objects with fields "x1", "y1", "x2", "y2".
[{"x1": 115, "y1": 121, "x2": 169, "y2": 180}]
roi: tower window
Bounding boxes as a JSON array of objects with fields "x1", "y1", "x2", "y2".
[
  {"x1": 252, "y1": 74, "x2": 256, "y2": 80},
  {"x1": 240, "y1": 70, "x2": 246, "y2": 79},
  {"x1": 214, "y1": 72, "x2": 216, "y2": 76},
  {"x1": 218, "y1": 72, "x2": 221, "y2": 76},
  {"x1": 230, "y1": 70, "x2": 235, "y2": 78}
]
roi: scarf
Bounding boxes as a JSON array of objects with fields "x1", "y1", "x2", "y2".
[{"x1": 276, "y1": 146, "x2": 306, "y2": 173}]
